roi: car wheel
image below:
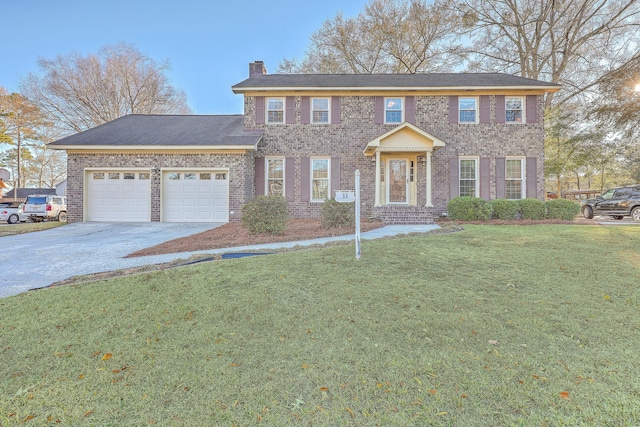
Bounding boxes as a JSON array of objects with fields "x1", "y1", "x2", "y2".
[
  {"x1": 7, "y1": 214, "x2": 19, "y2": 224},
  {"x1": 632, "y1": 206, "x2": 640, "y2": 221},
  {"x1": 58, "y1": 211, "x2": 67, "y2": 222},
  {"x1": 612, "y1": 216, "x2": 624, "y2": 220},
  {"x1": 582, "y1": 205, "x2": 594, "y2": 219}
]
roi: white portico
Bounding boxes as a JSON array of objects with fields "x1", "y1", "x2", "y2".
[{"x1": 364, "y1": 122, "x2": 446, "y2": 208}]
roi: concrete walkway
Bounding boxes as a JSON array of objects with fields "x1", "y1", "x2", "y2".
[{"x1": 1, "y1": 222, "x2": 439, "y2": 299}]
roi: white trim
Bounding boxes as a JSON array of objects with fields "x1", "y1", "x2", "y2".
[
  {"x1": 265, "y1": 156, "x2": 285, "y2": 196},
  {"x1": 311, "y1": 97, "x2": 331, "y2": 124},
  {"x1": 266, "y1": 97, "x2": 285, "y2": 124},
  {"x1": 384, "y1": 97, "x2": 404, "y2": 124},
  {"x1": 505, "y1": 96, "x2": 526, "y2": 124},
  {"x1": 310, "y1": 157, "x2": 331, "y2": 202},
  {"x1": 363, "y1": 122, "x2": 446, "y2": 156},
  {"x1": 458, "y1": 96, "x2": 478, "y2": 124},
  {"x1": 505, "y1": 157, "x2": 526, "y2": 199},
  {"x1": 459, "y1": 157, "x2": 479, "y2": 197}
]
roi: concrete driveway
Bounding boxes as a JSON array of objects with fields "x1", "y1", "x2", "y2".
[{"x1": 1, "y1": 222, "x2": 223, "y2": 299}]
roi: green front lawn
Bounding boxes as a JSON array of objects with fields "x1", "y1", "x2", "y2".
[{"x1": 1, "y1": 225, "x2": 639, "y2": 426}]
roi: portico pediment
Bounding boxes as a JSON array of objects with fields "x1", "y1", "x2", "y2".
[{"x1": 363, "y1": 122, "x2": 446, "y2": 156}]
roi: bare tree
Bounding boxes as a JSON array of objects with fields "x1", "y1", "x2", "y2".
[
  {"x1": 591, "y1": 52, "x2": 640, "y2": 139},
  {"x1": 21, "y1": 42, "x2": 191, "y2": 134},
  {"x1": 278, "y1": 0, "x2": 460, "y2": 74},
  {"x1": 28, "y1": 144, "x2": 67, "y2": 188},
  {"x1": 458, "y1": 0, "x2": 640, "y2": 107}
]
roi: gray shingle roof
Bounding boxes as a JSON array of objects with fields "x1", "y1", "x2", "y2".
[
  {"x1": 48, "y1": 114, "x2": 263, "y2": 148},
  {"x1": 232, "y1": 73, "x2": 561, "y2": 92}
]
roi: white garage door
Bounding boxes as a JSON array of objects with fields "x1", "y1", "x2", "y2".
[
  {"x1": 86, "y1": 171, "x2": 151, "y2": 222},
  {"x1": 162, "y1": 171, "x2": 229, "y2": 222}
]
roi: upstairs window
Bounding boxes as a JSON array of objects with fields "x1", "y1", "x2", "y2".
[
  {"x1": 459, "y1": 97, "x2": 477, "y2": 123},
  {"x1": 312, "y1": 98, "x2": 330, "y2": 124},
  {"x1": 385, "y1": 98, "x2": 403, "y2": 124},
  {"x1": 506, "y1": 97, "x2": 524, "y2": 123},
  {"x1": 266, "y1": 98, "x2": 284, "y2": 124}
]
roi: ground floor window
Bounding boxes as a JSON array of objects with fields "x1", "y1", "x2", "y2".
[
  {"x1": 311, "y1": 158, "x2": 330, "y2": 201},
  {"x1": 266, "y1": 158, "x2": 284, "y2": 196},
  {"x1": 459, "y1": 158, "x2": 478, "y2": 197},
  {"x1": 506, "y1": 158, "x2": 525, "y2": 199}
]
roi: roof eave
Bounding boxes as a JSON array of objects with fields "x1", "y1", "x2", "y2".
[
  {"x1": 232, "y1": 85, "x2": 561, "y2": 94},
  {"x1": 49, "y1": 144, "x2": 259, "y2": 151}
]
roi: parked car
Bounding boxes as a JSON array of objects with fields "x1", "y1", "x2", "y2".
[
  {"x1": 581, "y1": 184, "x2": 640, "y2": 221},
  {"x1": 0, "y1": 202, "x2": 30, "y2": 224},
  {"x1": 22, "y1": 194, "x2": 67, "y2": 222}
]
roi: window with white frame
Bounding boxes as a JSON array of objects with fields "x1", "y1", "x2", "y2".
[
  {"x1": 385, "y1": 97, "x2": 403, "y2": 123},
  {"x1": 266, "y1": 98, "x2": 285, "y2": 124},
  {"x1": 266, "y1": 158, "x2": 284, "y2": 196},
  {"x1": 312, "y1": 98, "x2": 330, "y2": 124},
  {"x1": 459, "y1": 97, "x2": 477, "y2": 123},
  {"x1": 505, "y1": 97, "x2": 524, "y2": 123},
  {"x1": 311, "y1": 158, "x2": 330, "y2": 201},
  {"x1": 459, "y1": 158, "x2": 478, "y2": 197},
  {"x1": 505, "y1": 158, "x2": 525, "y2": 199}
]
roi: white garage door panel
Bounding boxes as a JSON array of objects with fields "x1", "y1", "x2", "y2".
[
  {"x1": 87, "y1": 171, "x2": 151, "y2": 222},
  {"x1": 163, "y1": 171, "x2": 228, "y2": 222}
]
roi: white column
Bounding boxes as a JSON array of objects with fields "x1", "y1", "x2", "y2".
[
  {"x1": 374, "y1": 150, "x2": 381, "y2": 206},
  {"x1": 426, "y1": 149, "x2": 433, "y2": 207}
]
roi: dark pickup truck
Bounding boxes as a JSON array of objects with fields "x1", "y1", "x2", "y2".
[{"x1": 581, "y1": 184, "x2": 640, "y2": 221}]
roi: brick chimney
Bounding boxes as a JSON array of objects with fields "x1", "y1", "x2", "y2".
[{"x1": 249, "y1": 61, "x2": 267, "y2": 76}]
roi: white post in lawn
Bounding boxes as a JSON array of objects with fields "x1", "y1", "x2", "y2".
[{"x1": 355, "y1": 169, "x2": 361, "y2": 260}]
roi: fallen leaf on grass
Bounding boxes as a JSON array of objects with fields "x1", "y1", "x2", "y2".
[
  {"x1": 345, "y1": 407, "x2": 355, "y2": 418},
  {"x1": 229, "y1": 363, "x2": 240, "y2": 367},
  {"x1": 21, "y1": 415, "x2": 34, "y2": 422},
  {"x1": 319, "y1": 387, "x2": 329, "y2": 391},
  {"x1": 101, "y1": 353, "x2": 112, "y2": 361},
  {"x1": 559, "y1": 391, "x2": 570, "y2": 400},
  {"x1": 84, "y1": 411, "x2": 93, "y2": 417},
  {"x1": 429, "y1": 389, "x2": 437, "y2": 395}
]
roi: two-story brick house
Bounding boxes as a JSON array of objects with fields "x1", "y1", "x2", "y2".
[{"x1": 49, "y1": 61, "x2": 560, "y2": 224}]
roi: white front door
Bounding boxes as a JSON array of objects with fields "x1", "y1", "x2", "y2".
[{"x1": 386, "y1": 159, "x2": 408, "y2": 204}]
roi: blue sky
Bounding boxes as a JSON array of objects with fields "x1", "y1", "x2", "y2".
[{"x1": 1, "y1": 0, "x2": 367, "y2": 115}]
